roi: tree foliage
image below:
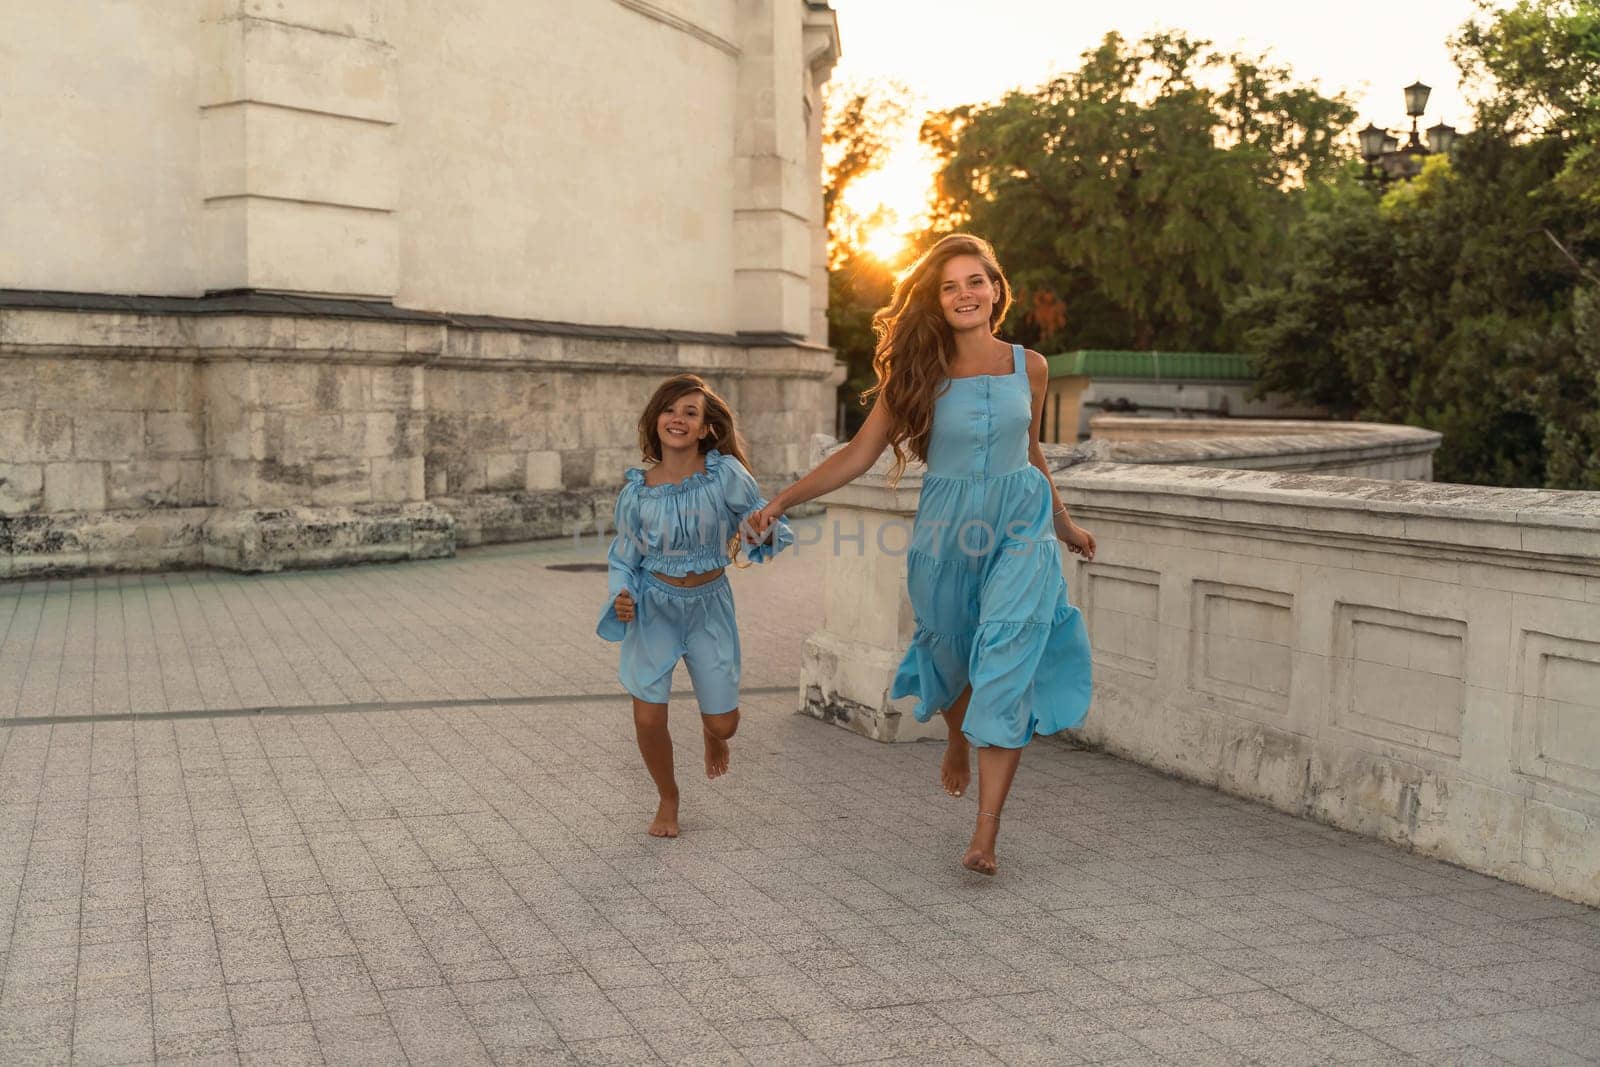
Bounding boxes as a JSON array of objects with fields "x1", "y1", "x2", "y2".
[
  {"x1": 822, "y1": 79, "x2": 909, "y2": 268},
  {"x1": 920, "y1": 31, "x2": 1355, "y2": 350},
  {"x1": 822, "y1": 80, "x2": 905, "y2": 429},
  {"x1": 1453, "y1": 0, "x2": 1600, "y2": 206},
  {"x1": 1236, "y1": 0, "x2": 1600, "y2": 488},
  {"x1": 823, "y1": 5, "x2": 1599, "y2": 483}
]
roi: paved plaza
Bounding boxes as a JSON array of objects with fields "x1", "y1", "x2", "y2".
[{"x1": 0, "y1": 523, "x2": 1597, "y2": 1066}]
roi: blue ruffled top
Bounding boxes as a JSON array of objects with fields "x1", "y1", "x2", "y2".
[{"x1": 596, "y1": 449, "x2": 793, "y2": 641}]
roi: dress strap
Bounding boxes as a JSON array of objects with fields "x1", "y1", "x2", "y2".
[{"x1": 1011, "y1": 343, "x2": 1025, "y2": 376}]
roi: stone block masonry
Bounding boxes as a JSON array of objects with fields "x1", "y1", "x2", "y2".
[{"x1": 0, "y1": 296, "x2": 841, "y2": 577}]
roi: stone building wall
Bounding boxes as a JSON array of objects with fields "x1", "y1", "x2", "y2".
[
  {"x1": 0, "y1": 299, "x2": 838, "y2": 577},
  {"x1": 0, "y1": 356, "x2": 206, "y2": 518},
  {"x1": 0, "y1": 1, "x2": 843, "y2": 577},
  {"x1": 3, "y1": 1, "x2": 838, "y2": 341}
]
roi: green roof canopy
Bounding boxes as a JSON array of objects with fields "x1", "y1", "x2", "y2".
[{"x1": 1045, "y1": 350, "x2": 1255, "y2": 381}]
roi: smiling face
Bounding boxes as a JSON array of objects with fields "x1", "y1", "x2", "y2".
[
  {"x1": 656, "y1": 390, "x2": 709, "y2": 453},
  {"x1": 937, "y1": 253, "x2": 998, "y2": 332}
]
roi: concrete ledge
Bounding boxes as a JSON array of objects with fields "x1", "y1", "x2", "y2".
[
  {"x1": 1064, "y1": 463, "x2": 1600, "y2": 570},
  {"x1": 1089, "y1": 416, "x2": 1441, "y2": 479},
  {"x1": 0, "y1": 501, "x2": 454, "y2": 578},
  {"x1": 1064, "y1": 468, "x2": 1600, "y2": 906},
  {"x1": 201, "y1": 503, "x2": 454, "y2": 573},
  {"x1": 799, "y1": 440, "x2": 1600, "y2": 906},
  {"x1": 434, "y1": 489, "x2": 617, "y2": 549},
  {"x1": 0, "y1": 289, "x2": 821, "y2": 350},
  {"x1": 0, "y1": 508, "x2": 210, "y2": 579}
]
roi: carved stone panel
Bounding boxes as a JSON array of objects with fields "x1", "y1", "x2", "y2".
[
  {"x1": 1516, "y1": 632, "x2": 1600, "y2": 798},
  {"x1": 1190, "y1": 581, "x2": 1294, "y2": 713},
  {"x1": 1084, "y1": 564, "x2": 1160, "y2": 678},
  {"x1": 1333, "y1": 604, "x2": 1466, "y2": 757}
]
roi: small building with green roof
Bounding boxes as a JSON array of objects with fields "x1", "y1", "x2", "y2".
[{"x1": 1039, "y1": 349, "x2": 1324, "y2": 443}]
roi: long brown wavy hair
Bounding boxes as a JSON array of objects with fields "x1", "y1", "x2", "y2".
[
  {"x1": 637, "y1": 374, "x2": 758, "y2": 565},
  {"x1": 637, "y1": 374, "x2": 752, "y2": 471},
  {"x1": 864, "y1": 234, "x2": 1013, "y2": 483}
]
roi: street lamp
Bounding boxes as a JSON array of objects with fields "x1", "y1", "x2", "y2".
[
  {"x1": 1403, "y1": 82, "x2": 1432, "y2": 132},
  {"x1": 1358, "y1": 81, "x2": 1461, "y2": 188},
  {"x1": 1358, "y1": 123, "x2": 1388, "y2": 163}
]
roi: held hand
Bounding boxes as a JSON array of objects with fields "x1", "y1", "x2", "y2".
[
  {"x1": 613, "y1": 591, "x2": 636, "y2": 623},
  {"x1": 750, "y1": 501, "x2": 784, "y2": 538},
  {"x1": 739, "y1": 510, "x2": 774, "y2": 546},
  {"x1": 1055, "y1": 514, "x2": 1096, "y2": 560}
]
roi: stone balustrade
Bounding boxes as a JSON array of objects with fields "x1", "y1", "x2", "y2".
[{"x1": 797, "y1": 434, "x2": 1600, "y2": 906}]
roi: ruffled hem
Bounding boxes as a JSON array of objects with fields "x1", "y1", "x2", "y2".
[
  {"x1": 640, "y1": 551, "x2": 730, "y2": 577},
  {"x1": 596, "y1": 602, "x2": 627, "y2": 643},
  {"x1": 891, "y1": 600, "x2": 1092, "y2": 746},
  {"x1": 890, "y1": 628, "x2": 972, "y2": 725},
  {"x1": 625, "y1": 448, "x2": 725, "y2": 497},
  {"x1": 741, "y1": 516, "x2": 794, "y2": 565}
]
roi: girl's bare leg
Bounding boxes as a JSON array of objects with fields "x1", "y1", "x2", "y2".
[
  {"x1": 939, "y1": 686, "x2": 974, "y2": 797},
  {"x1": 962, "y1": 744, "x2": 1022, "y2": 875},
  {"x1": 633, "y1": 698, "x2": 679, "y2": 837},
  {"x1": 702, "y1": 708, "x2": 739, "y2": 779}
]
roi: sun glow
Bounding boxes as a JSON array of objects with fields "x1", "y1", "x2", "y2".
[{"x1": 838, "y1": 127, "x2": 938, "y2": 267}]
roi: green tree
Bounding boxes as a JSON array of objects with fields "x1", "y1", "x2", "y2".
[
  {"x1": 1453, "y1": 0, "x2": 1600, "y2": 206},
  {"x1": 920, "y1": 31, "x2": 1355, "y2": 351},
  {"x1": 1235, "y1": 0, "x2": 1600, "y2": 487}
]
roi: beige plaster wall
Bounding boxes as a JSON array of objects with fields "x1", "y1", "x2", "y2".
[
  {"x1": 1, "y1": 1, "x2": 835, "y2": 339},
  {"x1": 395, "y1": 1, "x2": 740, "y2": 331},
  {"x1": 1042, "y1": 376, "x2": 1088, "y2": 444},
  {"x1": 0, "y1": 1, "x2": 204, "y2": 295}
]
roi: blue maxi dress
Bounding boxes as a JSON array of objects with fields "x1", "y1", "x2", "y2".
[{"x1": 889, "y1": 343, "x2": 1093, "y2": 748}]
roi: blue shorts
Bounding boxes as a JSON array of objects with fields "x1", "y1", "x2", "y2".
[{"x1": 619, "y1": 572, "x2": 741, "y2": 715}]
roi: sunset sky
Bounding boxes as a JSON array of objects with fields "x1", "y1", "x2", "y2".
[{"x1": 829, "y1": 0, "x2": 1486, "y2": 258}]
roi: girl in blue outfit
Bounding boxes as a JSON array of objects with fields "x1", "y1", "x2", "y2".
[
  {"x1": 753, "y1": 235, "x2": 1096, "y2": 875},
  {"x1": 597, "y1": 374, "x2": 792, "y2": 838}
]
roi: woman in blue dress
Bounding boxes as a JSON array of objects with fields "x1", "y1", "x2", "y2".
[{"x1": 753, "y1": 234, "x2": 1095, "y2": 875}]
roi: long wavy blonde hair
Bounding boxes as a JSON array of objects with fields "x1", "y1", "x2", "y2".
[{"x1": 864, "y1": 234, "x2": 1013, "y2": 483}]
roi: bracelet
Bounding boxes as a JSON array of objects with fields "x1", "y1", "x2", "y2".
[{"x1": 1051, "y1": 504, "x2": 1067, "y2": 517}]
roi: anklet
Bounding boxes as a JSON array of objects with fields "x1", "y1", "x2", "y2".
[{"x1": 977, "y1": 811, "x2": 1000, "y2": 820}]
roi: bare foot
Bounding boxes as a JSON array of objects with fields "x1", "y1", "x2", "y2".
[
  {"x1": 940, "y1": 735, "x2": 971, "y2": 797},
  {"x1": 961, "y1": 814, "x2": 999, "y2": 875},
  {"x1": 961, "y1": 844, "x2": 997, "y2": 875},
  {"x1": 648, "y1": 796, "x2": 680, "y2": 838},
  {"x1": 703, "y1": 730, "x2": 731, "y2": 779}
]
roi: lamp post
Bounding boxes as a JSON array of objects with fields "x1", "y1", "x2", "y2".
[{"x1": 1359, "y1": 81, "x2": 1460, "y2": 188}]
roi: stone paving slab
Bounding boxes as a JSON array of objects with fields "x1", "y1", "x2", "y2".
[
  {"x1": 0, "y1": 531, "x2": 816, "y2": 722},
  {"x1": 0, "y1": 527, "x2": 1597, "y2": 1065}
]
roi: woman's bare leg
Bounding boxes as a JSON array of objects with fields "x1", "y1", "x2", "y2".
[
  {"x1": 633, "y1": 698, "x2": 679, "y2": 837},
  {"x1": 962, "y1": 744, "x2": 1022, "y2": 875},
  {"x1": 939, "y1": 686, "x2": 974, "y2": 797},
  {"x1": 702, "y1": 708, "x2": 739, "y2": 779}
]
